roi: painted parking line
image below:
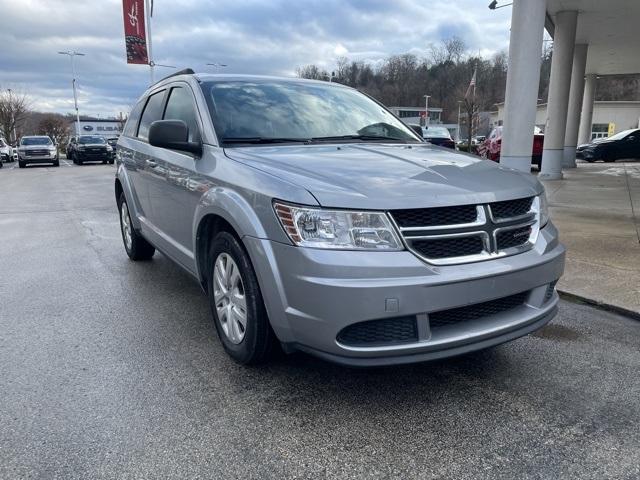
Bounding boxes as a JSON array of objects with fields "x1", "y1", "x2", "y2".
[{"x1": 61, "y1": 159, "x2": 72, "y2": 167}]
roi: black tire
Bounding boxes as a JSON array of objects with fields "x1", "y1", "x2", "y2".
[
  {"x1": 53, "y1": 161, "x2": 60, "y2": 167},
  {"x1": 207, "y1": 231, "x2": 275, "y2": 365},
  {"x1": 108, "y1": 159, "x2": 115, "y2": 165},
  {"x1": 77, "y1": 158, "x2": 83, "y2": 165},
  {"x1": 18, "y1": 160, "x2": 25, "y2": 168},
  {"x1": 117, "y1": 192, "x2": 155, "y2": 261},
  {"x1": 102, "y1": 160, "x2": 107, "y2": 164}
]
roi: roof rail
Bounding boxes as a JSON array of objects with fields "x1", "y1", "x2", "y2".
[{"x1": 154, "y1": 68, "x2": 195, "y2": 85}]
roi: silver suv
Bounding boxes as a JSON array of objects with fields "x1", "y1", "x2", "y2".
[{"x1": 115, "y1": 71, "x2": 565, "y2": 366}]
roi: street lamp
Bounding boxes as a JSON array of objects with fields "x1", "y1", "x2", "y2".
[
  {"x1": 58, "y1": 50, "x2": 85, "y2": 140},
  {"x1": 206, "y1": 63, "x2": 228, "y2": 73},
  {"x1": 488, "y1": 1, "x2": 513, "y2": 9},
  {"x1": 423, "y1": 95, "x2": 431, "y2": 126}
]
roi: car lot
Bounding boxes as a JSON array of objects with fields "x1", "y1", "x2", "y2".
[{"x1": 1, "y1": 162, "x2": 639, "y2": 479}]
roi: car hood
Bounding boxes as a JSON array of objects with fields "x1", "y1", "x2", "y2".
[
  {"x1": 579, "y1": 138, "x2": 611, "y2": 149},
  {"x1": 224, "y1": 143, "x2": 542, "y2": 210}
]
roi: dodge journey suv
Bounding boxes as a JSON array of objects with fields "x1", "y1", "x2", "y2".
[{"x1": 115, "y1": 70, "x2": 565, "y2": 366}]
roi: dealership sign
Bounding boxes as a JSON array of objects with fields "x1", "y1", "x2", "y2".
[{"x1": 122, "y1": 0, "x2": 148, "y2": 65}]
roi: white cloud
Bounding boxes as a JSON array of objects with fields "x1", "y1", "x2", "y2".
[{"x1": 0, "y1": 0, "x2": 512, "y2": 116}]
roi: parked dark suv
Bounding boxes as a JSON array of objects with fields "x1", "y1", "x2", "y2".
[
  {"x1": 115, "y1": 70, "x2": 565, "y2": 366},
  {"x1": 68, "y1": 135, "x2": 114, "y2": 165}
]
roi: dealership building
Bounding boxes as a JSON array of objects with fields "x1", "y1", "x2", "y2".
[
  {"x1": 69, "y1": 118, "x2": 123, "y2": 138},
  {"x1": 492, "y1": 101, "x2": 640, "y2": 141}
]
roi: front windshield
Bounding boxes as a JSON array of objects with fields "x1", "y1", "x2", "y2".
[
  {"x1": 203, "y1": 80, "x2": 421, "y2": 145},
  {"x1": 423, "y1": 127, "x2": 450, "y2": 138},
  {"x1": 79, "y1": 136, "x2": 106, "y2": 144},
  {"x1": 607, "y1": 129, "x2": 637, "y2": 141},
  {"x1": 21, "y1": 137, "x2": 52, "y2": 146}
]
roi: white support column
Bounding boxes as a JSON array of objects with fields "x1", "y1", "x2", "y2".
[
  {"x1": 540, "y1": 10, "x2": 578, "y2": 180},
  {"x1": 501, "y1": 0, "x2": 547, "y2": 173},
  {"x1": 563, "y1": 44, "x2": 588, "y2": 168},
  {"x1": 578, "y1": 74, "x2": 597, "y2": 145}
]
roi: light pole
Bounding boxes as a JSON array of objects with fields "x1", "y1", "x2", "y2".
[
  {"x1": 423, "y1": 95, "x2": 431, "y2": 126},
  {"x1": 206, "y1": 63, "x2": 228, "y2": 73},
  {"x1": 145, "y1": 0, "x2": 155, "y2": 83},
  {"x1": 457, "y1": 100, "x2": 463, "y2": 142},
  {"x1": 58, "y1": 51, "x2": 85, "y2": 139}
]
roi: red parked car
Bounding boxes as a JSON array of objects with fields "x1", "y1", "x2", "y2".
[{"x1": 478, "y1": 126, "x2": 545, "y2": 168}]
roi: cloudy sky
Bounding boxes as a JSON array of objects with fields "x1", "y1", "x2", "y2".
[{"x1": 0, "y1": 0, "x2": 512, "y2": 117}]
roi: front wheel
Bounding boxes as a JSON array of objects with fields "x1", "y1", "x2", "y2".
[
  {"x1": 18, "y1": 160, "x2": 25, "y2": 168},
  {"x1": 117, "y1": 192, "x2": 155, "y2": 261},
  {"x1": 207, "y1": 231, "x2": 275, "y2": 364}
]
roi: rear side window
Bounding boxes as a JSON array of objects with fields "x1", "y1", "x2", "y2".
[
  {"x1": 163, "y1": 87, "x2": 201, "y2": 142},
  {"x1": 122, "y1": 100, "x2": 145, "y2": 138},
  {"x1": 137, "y1": 90, "x2": 166, "y2": 141}
]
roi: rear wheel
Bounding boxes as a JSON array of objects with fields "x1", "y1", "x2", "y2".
[
  {"x1": 118, "y1": 192, "x2": 155, "y2": 261},
  {"x1": 207, "y1": 231, "x2": 275, "y2": 364}
]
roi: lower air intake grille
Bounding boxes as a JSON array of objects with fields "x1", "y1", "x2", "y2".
[
  {"x1": 337, "y1": 316, "x2": 418, "y2": 347},
  {"x1": 429, "y1": 291, "x2": 529, "y2": 329},
  {"x1": 411, "y1": 235, "x2": 484, "y2": 259}
]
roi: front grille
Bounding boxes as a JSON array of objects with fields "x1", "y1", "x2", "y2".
[
  {"x1": 490, "y1": 197, "x2": 534, "y2": 220},
  {"x1": 496, "y1": 225, "x2": 532, "y2": 250},
  {"x1": 26, "y1": 149, "x2": 49, "y2": 156},
  {"x1": 392, "y1": 197, "x2": 537, "y2": 265},
  {"x1": 391, "y1": 205, "x2": 477, "y2": 228},
  {"x1": 337, "y1": 316, "x2": 418, "y2": 347},
  {"x1": 544, "y1": 280, "x2": 558, "y2": 303},
  {"x1": 429, "y1": 291, "x2": 529, "y2": 329},
  {"x1": 412, "y1": 235, "x2": 484, "y2": 259}
]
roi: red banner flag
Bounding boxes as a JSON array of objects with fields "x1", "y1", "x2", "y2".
[{"x1": 122, "y1": 0, "x2": 149, "y2": 65}]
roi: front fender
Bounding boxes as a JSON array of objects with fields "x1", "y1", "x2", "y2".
[{"x1": 115, "y1": 163, "x2": 142, "y2": 230}]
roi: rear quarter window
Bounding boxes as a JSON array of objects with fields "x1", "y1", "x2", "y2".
[{"x1": 122, "y1": 100, "x2": 145, "y2": 138}]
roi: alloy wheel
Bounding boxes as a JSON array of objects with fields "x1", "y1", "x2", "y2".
[{"x1": 213, "y1": 253, "x2": 247, "y2": 344}]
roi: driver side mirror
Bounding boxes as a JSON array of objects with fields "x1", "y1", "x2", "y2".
[{"x1": 149, "y1": 120, "x2": 202, "y2": 155}]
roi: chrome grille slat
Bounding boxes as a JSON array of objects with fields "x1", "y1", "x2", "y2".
[{"x1": 390, "y1": 197, "x2": 539, "y2": 265}]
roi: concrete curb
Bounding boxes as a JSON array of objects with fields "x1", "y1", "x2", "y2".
[{"x1": 558, "y1": 290, "x2": 640, "y2": 321}]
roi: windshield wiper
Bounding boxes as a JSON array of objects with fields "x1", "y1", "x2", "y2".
[
  {"x1": 310, "y1": 134, "x2": 407, "y2": 142},
  {"x1": 221, "y1": 137, "x2": 310, "y2": 145}
]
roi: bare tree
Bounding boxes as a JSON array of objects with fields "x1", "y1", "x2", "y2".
[
  {"x1": 38, "y1": 114, "x2": 70, "y2": 145},
  {"x1": 296, "y1": 64, "x2": 330, "y2": 81},
  {"x1": 0, "y1": 89, "x2": 30, "y2": 144}
]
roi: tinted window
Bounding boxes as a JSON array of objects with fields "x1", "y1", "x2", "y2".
[
  {"x1": 163, "y1": 87, "x2": 200, "y2": 142},
  {"x1": 21, "y1": 137, "x2": 52, "y2": 146},
  {"x1": 79, "y1": 136, "x2": 106, "y2": 144},
  {"x1": 137, "y1": 90, "x2": 165, "y2": 141},
  {"x1": 203, "y1": 80, "x2": 419, "y2": 144},
  {"x1": 123, "y1": 100, "x2": 145, "y2": 137}
]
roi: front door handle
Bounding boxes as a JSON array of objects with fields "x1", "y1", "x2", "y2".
[{"x1": 146, "y1": 160, "x2": 157, "y2": 168}]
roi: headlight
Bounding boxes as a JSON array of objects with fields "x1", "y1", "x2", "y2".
[
  {"x1": 537, "y1": 192, "x2": 549, "y2": 227},
  {"x1": 106, "y1": 145, "x2": 113, "y2": 152},
  {"x1": 274, "y1": 202, "x2": 403, "y2": 250}
]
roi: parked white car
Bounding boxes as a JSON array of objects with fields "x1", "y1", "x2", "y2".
[{"x1": 0, "y1": 137, "x2": 13, "y2": 163}]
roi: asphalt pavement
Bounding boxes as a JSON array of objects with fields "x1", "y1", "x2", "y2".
[{"x1": 1, "y1": 160, "x2": 639, "y2": 479}]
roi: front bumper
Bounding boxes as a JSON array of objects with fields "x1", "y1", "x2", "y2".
[
  {"x1": 245, "y1": 221, "x2": 565, "y2": 366},
  {"x1": 19, "y1": 154, "x2": 57, "y2": 163},
  {"x1": 76, "y1": 150, "x2": 111, "y2": 161}
]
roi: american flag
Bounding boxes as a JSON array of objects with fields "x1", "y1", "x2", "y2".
[{"x1": 465, "y1": 67, "x2": 477, "y2": 100}]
